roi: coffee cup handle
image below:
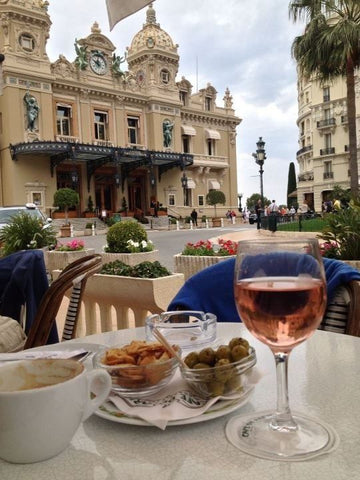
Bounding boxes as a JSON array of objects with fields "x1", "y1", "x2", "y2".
[{"x1": 82, "y1": 369, "x2": 112, "y2": 421}]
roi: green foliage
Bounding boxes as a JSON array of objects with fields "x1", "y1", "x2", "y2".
[
  {"x1": 53, "y1": 188, "x2": 79, "y2": 224},
  {"x1": 317, "y1": 199, "x2": 360, "y2": 260},
  {"x1": 201, "y1": 215, "x2": 207, "y2": 223},
  {"x1": 246, "y1": 193, "x2": 271, "y2": 211},
  {"x1": 277, "y1": 217, "x2": 325, "y2": 232},
  {"x1": 85, "y1": 223, "x2": 93, "y2": 229},
  {"x1": 121, "y1": 197, "x2": 128, "y2": 211},
  {"x1": 330, "y1": 185, "x2": 351, "y2": 206},
  {"x1": 100, "y1": 260, "x2": 171, "y2": 278},
  {"x1": 87, "y1": 196, "x2": 94, "y2": 213},
  {"x1": 105, "y1": 221, "x2": 148, "y2": 253},
  {"x1": 287, "y1": 162, "x2": 297, "y2": 207},
  {"x1": 0, "y1": 213, "x2": 56, "y2": 256},
  {"x1": 206, "y1": 190, "x2": 226, "y2": 217},
  {"x1": 185, "y1": 216, "x2": 192, "y2": 224}
]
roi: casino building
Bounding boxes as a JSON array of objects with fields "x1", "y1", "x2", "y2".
[{"x1": 0, "y1": 1, "x2": 241, "y2": 219}]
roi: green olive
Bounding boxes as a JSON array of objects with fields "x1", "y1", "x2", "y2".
[
  {"x1": 207, "y1": 380, "x2": 225, "y2": 396},
  {"x1": 231, "y1": 344, "x2": 249, "y2": 362},
  {"x1": 198, "y1": 348, "x2": 216, "y2": 366},
  {"x1": 184, "y1": 352, "x2": 200, "y2": 368},
  {"x1": 214, "y1": 358, "x2": 233, "y2": 382},
  {"x1": 215, "y1": 345, "x2": 232, "y2": 361},
  {"x1": 226, "y1": 375, "x2": 242, "y2": 393}
]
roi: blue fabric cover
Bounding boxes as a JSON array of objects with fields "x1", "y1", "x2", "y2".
[
  {"x1": 0, "y1": 250, "x2": 59, "y2": 343},
  {"x1": 168, "y1": 256, "x2": 360, "y2": 323}
]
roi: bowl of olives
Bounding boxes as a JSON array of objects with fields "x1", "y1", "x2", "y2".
[{"x1": 180, "y1": 337, "x2": 256, "y2": 398}]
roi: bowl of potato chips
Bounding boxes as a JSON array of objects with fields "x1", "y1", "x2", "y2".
[{"x1": 93, "y1": 340, "x2": 180, "y2": 397}]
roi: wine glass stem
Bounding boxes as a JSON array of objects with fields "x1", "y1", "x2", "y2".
[{"x1": 270, "y1": 352, "x2": 298, "y2": 432}]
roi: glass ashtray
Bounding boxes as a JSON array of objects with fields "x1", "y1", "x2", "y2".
[{"x1": 145, "y1": 311, "x2": 217, "y2": 350}]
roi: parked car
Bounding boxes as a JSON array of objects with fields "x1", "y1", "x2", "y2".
[{"x1": 0, "y1": 203, "x2": 52, "y2": 232}]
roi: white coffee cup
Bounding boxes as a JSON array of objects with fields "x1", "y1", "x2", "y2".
[{"x1": 0, "y1": 358, "x2": 112, "y2": 464}]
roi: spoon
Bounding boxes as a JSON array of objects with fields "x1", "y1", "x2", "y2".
[{"x1": 152, "y1": 327, "x2": 188, "y2": 369}]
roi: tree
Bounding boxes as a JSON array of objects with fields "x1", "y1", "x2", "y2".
[
  {"x1": 53, "y1": 188, "x2": 79, "y2": 225},
  {"x1": 246, "y1": 193, "x2": 271, "y2": 212},
  {"x1": 287, "y1": 162, "x2": 297, "y2": 207},
  {"x1": 206, "y1": 190, "x2": 226, "y2": 218},
  {"x1": 289, "y1": 0, "x2": 360, "y2": 197}
]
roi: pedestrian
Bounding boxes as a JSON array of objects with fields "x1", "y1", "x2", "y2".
[
  {"x1": 190, "y1": 208, "x2": 198, "y2": 227},
  {"x1": 268, "y1": 199, "x2": 279, "y2": 233},
  {"x1": 255, "y1": 199, "x2": 262, "y2": 230}
]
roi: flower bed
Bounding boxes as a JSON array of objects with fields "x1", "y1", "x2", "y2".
[{"x1": 174, "y1": 239, "x2": 237, "y2": 280}]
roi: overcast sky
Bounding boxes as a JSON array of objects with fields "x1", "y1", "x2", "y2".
[{"x1": 47, "y1": 0, "x2": 305, "y2": 206}]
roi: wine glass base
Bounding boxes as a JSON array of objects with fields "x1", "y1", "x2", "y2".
[{"x1": 226, "y1": 410, "x2": 339, "y2": 462}]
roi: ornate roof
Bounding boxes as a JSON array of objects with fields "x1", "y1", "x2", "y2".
[{"x1": 127, "y1": 4, "x2": 178, "y2": 57}]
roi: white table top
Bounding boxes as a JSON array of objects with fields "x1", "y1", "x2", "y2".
[{"x1": 1, "y1": 323, "x2": 360, "y2": 479}]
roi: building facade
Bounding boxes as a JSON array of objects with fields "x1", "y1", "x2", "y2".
[
  {"x1": 0, "y1": 1, "x2": 241, "y2": 219},
  {"x1": 296, "y1": 71, "x2": 360, "y2": 213}
]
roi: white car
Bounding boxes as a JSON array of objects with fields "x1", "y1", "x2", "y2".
[{"x1": 0, "y1": 203, "x2": 52, "y2": 231}]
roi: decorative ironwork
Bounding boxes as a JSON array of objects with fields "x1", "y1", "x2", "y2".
[{"x1": 10, "y1": 141, "x2": 194, "y2": 192}]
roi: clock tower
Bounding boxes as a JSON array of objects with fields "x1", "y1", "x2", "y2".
[
  {"x1": 126, "y1": 3, "x2": 179, "y2": 97},
  {"x1": 0, "y1": 0, "x2": 52, "y2": 77}
]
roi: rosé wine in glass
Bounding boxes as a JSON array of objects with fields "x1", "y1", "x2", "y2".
[
  {"x1": 225, "y1": 239, "x2": 338, "y2": 461},
  {"x1": 235, "y1": 276, "x2": 326, "y2": 353}
]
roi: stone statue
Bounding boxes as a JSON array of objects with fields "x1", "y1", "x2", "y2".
[
  {"x1": 111, "y1": 53, "x2": 126, "y2": 76},
  {"x1": 163, "y1": 119, "x2": 174, "y2": 148},
  {"x1": 74, "y1": 39, "x2": 88, "y2": 70},
  {"x1": 23, "y1": 92, "x2": 40, "y2": 131}
]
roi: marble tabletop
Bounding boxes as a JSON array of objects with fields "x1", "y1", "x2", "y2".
[{"x1": 1, "y1": 323, "x2": 360, "y2": 480}]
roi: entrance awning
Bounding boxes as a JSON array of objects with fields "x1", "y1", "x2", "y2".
[
  {"x1": 209, "y1": 180, "x2": 221, "y2": 190},
  {"x1": 10, "y1": 141, "x2": 193, "y2": 192},
  {"x1": 186, "y1": 179, "x2": 196, "y2": 189},
  {"x1": 181, "y1": 125, "x2": 196, "y2": 136},
  {"x1": 205, "y1": 129, "x2": 221, "y2": 140}
]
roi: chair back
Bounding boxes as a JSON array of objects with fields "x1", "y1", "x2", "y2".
[{"x1": 24, "y1": 254, "x2": 102, "y2": 349}]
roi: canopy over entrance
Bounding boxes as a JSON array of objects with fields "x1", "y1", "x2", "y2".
[{"x1": 10, "y1": 141, "x2": 193, "y2": 191}]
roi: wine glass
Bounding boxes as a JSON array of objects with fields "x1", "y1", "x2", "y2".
[{"x1": 226, "y1": 238, "x2": 339, "y2": 461}]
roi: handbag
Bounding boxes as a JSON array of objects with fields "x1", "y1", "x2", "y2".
[{"x1": 0, "y1": 316, "x2": 27, "y2": 353}]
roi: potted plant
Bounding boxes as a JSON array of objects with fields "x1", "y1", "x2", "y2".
[
  {"x1": 101, "y1": 220, "x2": 159, "y2": 266},
  {"x1": 206, "y1": 190, "x2": 226, "y2": 227},
  {"x1": 0, "y1": 212, "x2": 56, "y2": 257},
  {"x1": 84, "y1": 195, "x2": 95, "y2": 218},
  {"x1": 53, "y1": 260, "x2": 184, "y2": 330},
  {"x1": 84, "y1": 222, "x2": 93, "y2": 236},
  {"x1": 174, "y1": 238, "x2": 238, "y2": 280},
  {"x1": 120, "y1": 197, "x2": 128, "y2": 216},
  {"x1": 317, "y1": 197, "x2": 360, "y2": 270},
  {"x1": 44, "y1": 239, "x2": 95, "y2": 278},
  {"x1": 53, "y1": 188, "x2": 80, "y2": 237}
]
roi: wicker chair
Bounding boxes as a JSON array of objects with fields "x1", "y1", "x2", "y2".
[{"x1": 24, "y1": 254, "x2": 102, "y2": 349}]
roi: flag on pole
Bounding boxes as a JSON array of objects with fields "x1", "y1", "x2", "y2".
[{"x1": 106, "y1": 0, "x2": 154, "y2": 30}]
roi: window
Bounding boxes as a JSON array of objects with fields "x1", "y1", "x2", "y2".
[
  {"x1": 19, "y1": 33, "x2": 35, "y2": 52},
  {"x1": 301, "y1": 121, "x2": 305, "y2": 136},
  {"x1": 179, "y1": 90, "x2": 187, "y2": 106},
  {"x1": 325, "y1": 133, "x2": 332, "y2": 149},
  {"x1": 324, "y1": 108, "x2": 331, "y2": 120},
  {"x1": 182, "y1": 135, "x2": 190, "y2": 153},
  {"x1": 323, "y1": 161, "x2": 333, "y2": 179},
  {"x1": 168, "y1": 194, "x2": 175, "y2": 206},
  {"x1": 207, "y1": 138, "x2": 215, "y2": 156},
  {"x1": 160, "y1": 69, "x2": 170, "y2": 84},
  {"x1": 56, "y1": 105, "x2": 72, "y2": 136},
  {"x1": 127, "y1": 116, "x2": 140, "y2": 144},
  {"x1": 198, "y1": 195, "x2": 204, "y2": 206},
  {"x1": 323, "y1": 87, "x2": 330, "y2": 102},
  {"x1": 94, "y1": 111, "x2": 108, "y2": 140},
  {"x1": 205, "y1": 96, "x2": 212, "y2": 111}
]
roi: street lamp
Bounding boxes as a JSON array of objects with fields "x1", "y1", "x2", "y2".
[
  {"x1": 252, "y1": 136, "x2": 266, "y2": 206},
  {"x1": 237, "y1": 193, "x2": 243, "y2": 213},
  {"x1": 181, "y1": 171, "x2": 188, "y2": 206}
]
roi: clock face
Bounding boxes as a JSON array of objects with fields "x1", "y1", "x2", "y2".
[{"x1": 90, "y1": 53, "x2": 107, "y2": 75}]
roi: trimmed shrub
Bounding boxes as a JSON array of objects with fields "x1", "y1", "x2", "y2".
[{"x1": 105, "y1": 221, "x2": 148, "y2": 253}]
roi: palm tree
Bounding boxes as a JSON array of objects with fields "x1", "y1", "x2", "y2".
[{"x1": 289, "y1": 0, "x2": 360, "y2": 197}]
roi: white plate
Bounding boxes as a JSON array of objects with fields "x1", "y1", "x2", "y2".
[
  {"x1": 95, "y1": 387, "x2": 254, "y2": 427},
  {"x1": 31, "y1": 342, "x2": 106, "y2": 368}
]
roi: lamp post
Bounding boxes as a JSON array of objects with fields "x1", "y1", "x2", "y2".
[
  {"x1": 252, "y1": 137, "x2": 266, "y2": 206},
  {"x1": 237, "y1": 193, "x2": 243, "y2": 213},
  {"x1": 181, "y1": 171, "x2": 188, "y2": 206}
]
